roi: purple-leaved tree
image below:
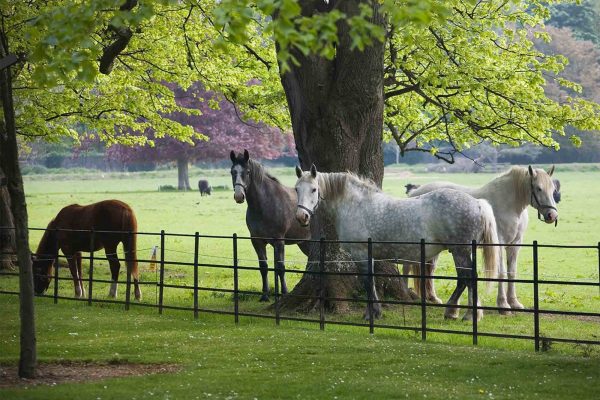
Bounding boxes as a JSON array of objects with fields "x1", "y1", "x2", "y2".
[{"x1": 107, "y1": 82, "x2": 295, "y2": 189}]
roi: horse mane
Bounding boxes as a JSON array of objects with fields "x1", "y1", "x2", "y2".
[
  {"x1": 248, "y1": 159, "x2": 281, "y2": 186},
  {"x1": 486, "y1": 166, "x2": 552, "y2": 207},
  {"x1": 317, "y1": 172, "x2": 381, "y2": 199},
  {"x1": 501, "y1": 166, "x2": 531, "y2": 206},
  {"x1": 35, "y1": 218, "x2": 58, "y2": 258}
]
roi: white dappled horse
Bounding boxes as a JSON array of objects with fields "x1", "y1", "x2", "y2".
[
  {"x1": 407, "y1": 166, "x2": 558, "y2": 314},
  {"x1": 294, "y1": 165, "x2": 500, "y2": 321}
]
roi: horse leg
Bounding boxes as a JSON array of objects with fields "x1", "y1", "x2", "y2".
[
  {"x1": 496, "y1": 250, "x2": 511, "y2": 315},
  {"x1": 401, "y1": 263, "x2": 418, "y2": 300},
  {"x1": 273, "y1": 240, "x2": 288, "y2": 295},
  {"x1": 444, "y1": 250, "x2": 470, "y2": 320},
  {"x1": 426, "y1": 255, "x2": 443, "y2": 304},
  {"x1": 251, "y1": 239, "x2": 270, "y2": 302},
  {"x1": 124, "y1": 233, "x2": 141, "y2": 301},
  {"x1": 66, "y1": 252, "x2": 82, "y2": 298},
  {"x1": 506, "y1": 243, "x2": 524, "y2": 310},
  {"x1": 76, "y1": 252, "x2": 86, "y2": 298},
  {"x1": 358, "y1": 259, "x2": 382, "y2": 320},
  {"x1": 106, "y1": 245, "x2": 120, "y2": 298},
  {"x1": 452, "y1": 248, "x2": 483, "y2": 322}
]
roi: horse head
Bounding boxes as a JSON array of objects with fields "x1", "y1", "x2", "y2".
[
  {"x1": 230, "y1": 149, "x2": 251, "y2": 204},
  {"x1": 294, "y1": 164, "x2": 319, "y2": 227},
  {"x1": 32, "y1": 253, "x2": 53, "y2": 295},
  {"x1": 528, "y1": 165, "x2": 558, "y2": 225}
]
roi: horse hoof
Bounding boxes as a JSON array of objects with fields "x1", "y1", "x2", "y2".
[
  {"x1": 259, "y1": 295, "x2": 270, "y2": 302},
  {"x1": 428, "y1": 297, "x2": 443, "y2": 305},
  {"x1": 444, "y1": 310, "x2": 459, "y2": 320},
  {"x1": 509, "y1": 301, "x2": 525, "y2": 310},
  {"x1": 408, "y1": 289, "x2": 420, "y2": 301},
  {"x1": 499, "y1": 310, "x2": 513, "y2": 316}
]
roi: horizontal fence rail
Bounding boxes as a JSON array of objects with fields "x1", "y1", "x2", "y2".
[{"x1": 0, "y1": 227, "x2": 599, "y2": 352}]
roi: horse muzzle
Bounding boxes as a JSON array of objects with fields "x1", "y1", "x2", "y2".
[
  {"x1": 543, "y1": 210, "x2": 558, "y2": 226},
  {"x1": 296, "y1": 207, "x2": 311, "y2": 227},
  {"x1": 233, "y1": 185, "x2": 246, "y2": 203}
]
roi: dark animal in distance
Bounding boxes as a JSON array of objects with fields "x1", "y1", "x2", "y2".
[
  {"x1": 32, "y1": 199, "x2": 141, "y2": 301},
  {"x1": 198, "y1": 179, "x2": 212, "y2": 196},
  {"x1": 230, "y1": 149, "x2": 310, "y2": 301}
]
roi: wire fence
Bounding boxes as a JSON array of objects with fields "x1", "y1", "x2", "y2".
[{"x1": 1, "y1": 227, "x2": 599, "y2": 352}]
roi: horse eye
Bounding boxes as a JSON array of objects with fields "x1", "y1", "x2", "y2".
[{"x1": 312, "y1": 188, "x2": 316, "y2": 193}]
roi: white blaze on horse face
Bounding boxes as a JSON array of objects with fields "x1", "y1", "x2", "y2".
[
  {"x1": 295, "y1": 173, "x2": 319, "y2": 226},
  {"x1": 532, "y1": 169, "x2": 558, "y2": 224},
  {"x1": 231, "y1": 164, "x2": 246, "y2": 203}
]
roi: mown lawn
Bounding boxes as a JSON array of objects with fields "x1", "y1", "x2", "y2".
[{"x1": 0, "y1": 295, "x2": 599, "y2": 400}]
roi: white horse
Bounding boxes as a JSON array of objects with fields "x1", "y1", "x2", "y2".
[
  {"x1": 406, "y1": 166, "x2": 558, "y2": 314},
  {"x1": 294, "y1": 165, "x2": 500, "y2": 321}
]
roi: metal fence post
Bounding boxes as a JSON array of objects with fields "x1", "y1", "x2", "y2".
[
  {"x1": 194, "y1": 232, "x2": 199, "y2": 319},
  {"x1": 319, "y1": 237, "x2": 325, "y2": 331},
  {"x1": 125, "y1": 230, "x2": 132, "y2": 311},
  {"x1": 471, "y1": 240, "x2": 478, "y2": 346},
  {"x1": 233, "y1": 233, "x2": 239, "y2": 324},
  {"x1": 88, "y1": 230, "x2": 95, "y2": 306},
  {"x1": 420, "y1": 239, "x2": 427, "y2": 341},
  {"x1": 367, "y1": 238, "x2": 374, "y2": 335},
  {"x1": 533, "y1": 240, "x2": 540, "y2": 352},
  {"x1": 273, "y1": 245, "x2": 280, "y2": 326},
  {"x1": 158, "y1": 230, "x2": 165, "y2": 314},
  {"x1": 53, "y1": 229, "x2": 59, "y2": 304}
]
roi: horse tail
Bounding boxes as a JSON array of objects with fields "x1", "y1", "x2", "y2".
[
  {"x1": 122, "y1": 206, "x2": 139, "y2": 281},
  {"x1": 478, "y1": 199, "x2": 499, "y2": 289}
]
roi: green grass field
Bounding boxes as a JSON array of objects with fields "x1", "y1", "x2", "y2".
[{"x1": 1, "y1": 164, "x2": 599, "y2": 398}]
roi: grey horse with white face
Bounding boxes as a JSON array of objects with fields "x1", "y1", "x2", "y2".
[{"x1": 294, "y1": 165, "x2": 500, "y2": 321}]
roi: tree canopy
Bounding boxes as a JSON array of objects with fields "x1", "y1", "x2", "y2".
[{"x1": 4, "y1": 0, "x2": 600, "y2": 159}]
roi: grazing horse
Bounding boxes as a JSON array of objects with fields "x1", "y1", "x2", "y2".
[
  {"x1": 32, "y1": 199, "x2": 141, "y2": 300},
  {"x1": 230, "y1": 150, "x2": 310, "y2": 301},
  {"x1": 406, "y1": 166, "x2": 558, "y2": 313},
  {"x1": 198, "y1": 179, "x2": 212, "y2": 196},
  {"x1": 294, "y1": 165, "x2": 500, "y2": 321}
]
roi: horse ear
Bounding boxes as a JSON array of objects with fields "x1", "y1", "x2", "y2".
[
  {"x1": 295, "y1": 165, "x2": 303, "y2": 178},
  {"x1": 243, "y1": 149, "x2": 250, "y2": 162},
  {"x1": 230, "y1": 150, "x2": 236, "y2": 163},
  {"x1": 528, "y1": 165, "x2": 536, "y2": 177},
  {"x1": 310, "y1": 164, "x2": 317, "y2": 178},
  {"x1": 547, "y1": 165, "x2": 555, "y2": 177}
]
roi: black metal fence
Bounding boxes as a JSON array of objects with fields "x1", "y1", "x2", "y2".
[{"x1": 1, "y1": 227, "x2": 599, "y2": 352}]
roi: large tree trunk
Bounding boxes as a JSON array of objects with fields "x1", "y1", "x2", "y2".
[
  {"x1": 176, "y1": 156, "x2": 191, "y2": 191},
  {"x1": 0, "y1": 166, "x2": 17, "y2": 270},
  {"x1": 278, "y1": 1, "x2": 412, "y2": 314},
  {"x1": 0, "y1": 34, "x2": 36, "y2": 378}
]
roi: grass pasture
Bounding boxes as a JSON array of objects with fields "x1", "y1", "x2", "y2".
[{"x1": 1, "y1": 164, "x2": 600, "y2": 398}]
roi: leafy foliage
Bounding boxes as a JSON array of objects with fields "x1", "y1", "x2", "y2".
[{"x1": 4, "y1": 0, "x2": 600, "y2": 160}]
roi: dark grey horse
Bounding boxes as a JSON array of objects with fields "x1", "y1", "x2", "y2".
[
  {"x1": 198, "y1": 179, "x2": 212, "y2": 196},
  {"x1": 230, "y1": 150, "x2": 310, "y2": 301}
]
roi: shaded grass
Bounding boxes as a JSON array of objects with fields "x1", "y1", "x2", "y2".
[{"x1": 0, "y1": 296, "x2": 599, "y2": 399}]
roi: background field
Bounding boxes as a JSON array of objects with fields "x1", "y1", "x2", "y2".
[{"x1": 1, "y1": 163, "x2": 599, "y2": 398}]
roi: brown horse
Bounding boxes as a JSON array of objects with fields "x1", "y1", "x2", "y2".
[{"x1": 32, "y1": 199, "x2": 141, "y2": 300}]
